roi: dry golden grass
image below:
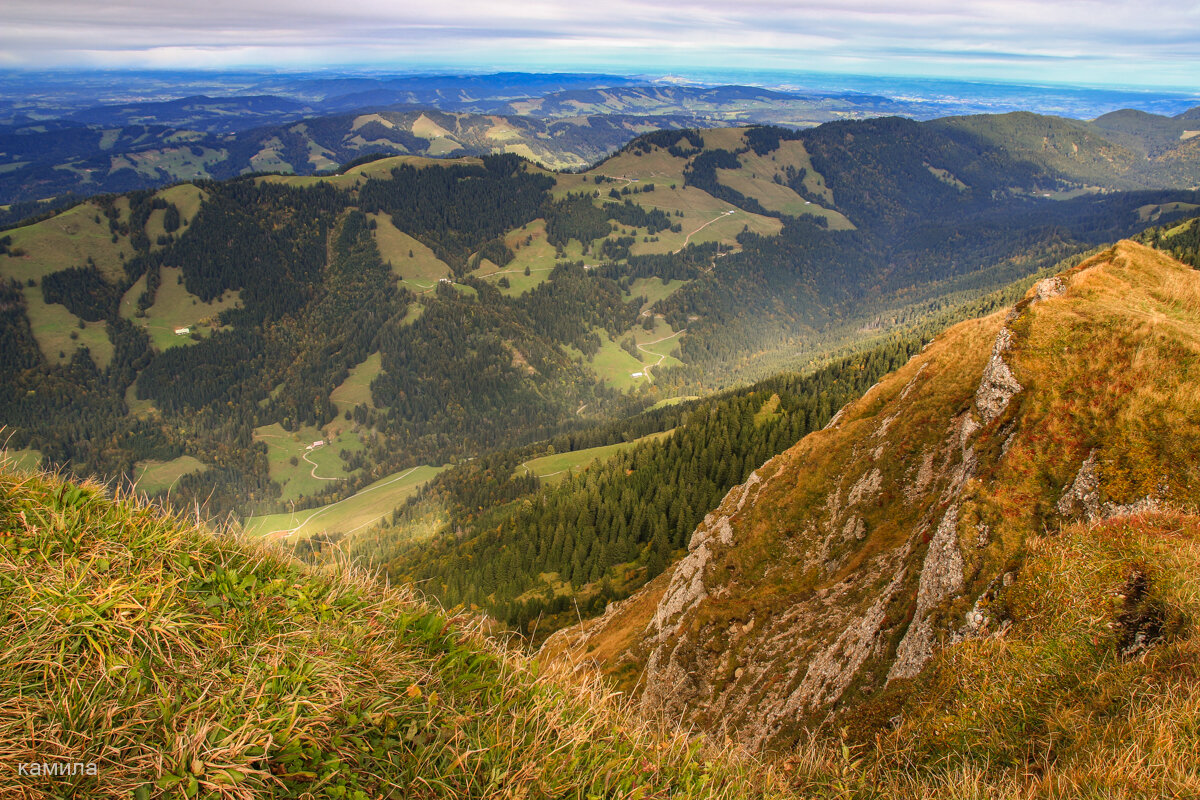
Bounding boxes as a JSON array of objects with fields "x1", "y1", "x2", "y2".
[{"x1": 861, "y1": 513, "x2": 1200, "y2": 799}]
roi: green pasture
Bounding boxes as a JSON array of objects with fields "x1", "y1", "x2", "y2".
[
  {"x1": 330, "y1": 351, "x2": 382, "y2": 412},
  {"x1": 241, "y1": 464, "x2": 446, "y2": 539},
  {"x1": 2, "y1": 198, "x2": 131, "y2": 283},
  {"x1": 629, "y1": 277, "x2": 686, "y2": 311},
  {"x1": 369, "y1": 212, "x2": 452, "y2": 290},
  {"x1": 515, "y1": 430, "x2": 674, "y2": 486},
  {"x1": 1, "y1": 448, "x2": 42, "y2": 472},
  {"x1": 132, "y1": 455, "x2": 208, "y2": 495},
  {"x1": 119, "y1": 267, "x2": 240, "y2": 351},
  {"x1": 253, "y1": 423, "x2": 366, "y2": 504},
  {"x1": 471, "y1": 219, "x2": 560, "y2": 296}
]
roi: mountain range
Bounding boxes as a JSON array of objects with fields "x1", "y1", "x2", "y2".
[
  {"x1": 3, "y1": 79, "x2": 1198, "y2": 207},
  {"x1": 4, "y1": 107, "x2": 1200, "y2": 641}
]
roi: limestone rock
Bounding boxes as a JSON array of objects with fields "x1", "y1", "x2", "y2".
[
  {"x1": 888, "y1": 507, "x2": 965, "y2": 682},
  {"x1": 975, "y1": 327, "x2": 1022, "y2": 424}
]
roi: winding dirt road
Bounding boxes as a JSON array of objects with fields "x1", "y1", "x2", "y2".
[
  {"x1": 302, "y1": 450, "x2": 337, "y2": 481},
  {"x1": 637, "y1": 329, "x2": 684, "y2": 382}
]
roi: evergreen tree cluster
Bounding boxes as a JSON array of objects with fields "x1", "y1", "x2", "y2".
[
  {"x1": 166, "y1": 180, "x2": 340, "y2": 323},
  {"x1": 619, "y1": 128, "x2": 703, "y2": 158},
  {"x1": 40, "y1": 265, "x2": 120, "y2": 322},
  {"x1": 0, "y1": 280, "x2": 40, "y2": 379},
  {"x1": 544, "y1": 193, "x2": 612, "y2": 249},
  {"x1": 358, "y1": 155, "x2": 553, "y2": 272},
  {"x1": 602, "y1": 199, "x2": 675, "y2": 235}
]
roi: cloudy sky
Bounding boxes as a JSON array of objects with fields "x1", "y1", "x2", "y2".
[{"x1": 3, "y1": 0, "x2": 1199, "y2": 89}]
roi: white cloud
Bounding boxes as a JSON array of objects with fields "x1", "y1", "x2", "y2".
[{"x1": 1, "y1": 0, "x2": 1198, "y2": 87}]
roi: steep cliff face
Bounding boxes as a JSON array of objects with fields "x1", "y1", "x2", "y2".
[{"x1": 546, "y1": 241, "x2": 1200, "y2": 751}]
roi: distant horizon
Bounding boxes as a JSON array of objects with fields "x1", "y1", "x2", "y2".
[{"x1": 2, "y1": 64, "x2": 1198, "y2": 98}]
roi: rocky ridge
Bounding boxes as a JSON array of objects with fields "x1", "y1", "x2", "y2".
[{"x1": 545, "y1": 241, "x2": 1200, "y2": 751}]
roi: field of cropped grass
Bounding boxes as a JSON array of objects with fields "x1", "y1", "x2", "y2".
[
  {"x1": 631, "y1": 320, "x2": 685, "y2": 376},
  {"x1": 1, "y1": 198, "x2": 130, "y2": 283},
  {"x1": 630, "y1": 277, "x2": 686, "y2": 311},
  {"x1": 471, "y1": 218, "x2": 561, "y2": 295},
  {"x1": 0, "y1": 189, "x2": 224, "y2": 365},
  {"x1": 0, "y1": 447, "x2": 42, "y2": 472},
  {"x1": 132, "y1": 455, "x2": 208, "y2": 496},
  {"x1": 329, "y1": 351, "x2": 381, "y2": 412},
  {"x1": 0, "y1": 198, "x2": 132, "y2": 364},
  {"x1": 119, "y1": 267, "x2": 240, "y2": 351},
  {"x1": 20, "y1": 293, "x2": 114, "y2": 367},
  {"x1": 252, "y1": 423, "x2": 365, "y2": 504},
  {"x1": 586, "y1": 333, "x2": 649, "y2": 392},
  {"x1": 261, "y1": 154, "x2": 482, "y2": 190},
  {"x1": 649, "y1": 395, "x2": 700, "y2": 409},
  {"x1": 582, "y1": 142, "x2": 781, "y2": 255},
  {"x1": 515, "y1": 430, "x2": 675, "y2": 486},
  {"x1": 144, "y1": 183, "x2": 205, "y2": 242},
  {"x1": 242, "y1": 464, "x2": 446, "y2": 539},
  {"x1": 368, "y1": 211, "x2": 452, "y2": 291},
  {"x1": 617, "y1": 186, "x2": 782, "y2": 256}
]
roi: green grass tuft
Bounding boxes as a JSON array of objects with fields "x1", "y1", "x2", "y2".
[{"x1": 0, "y1": 466, "x2": 791, "y2": 799}]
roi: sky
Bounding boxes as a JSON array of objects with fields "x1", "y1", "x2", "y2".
[{"x1": 3, "y1": 0, "x2": 1200, "y2": 90}]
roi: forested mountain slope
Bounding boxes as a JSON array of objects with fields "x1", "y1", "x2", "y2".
[
  {"x1": 1087, "y1": 105, "x2": 1200, "y2": 156},
  {"x1": 931, "y1": 111, "x2": 1200, "y2": 190},
  {"x1": 547, "y1": 242, "x2": 1200, "y2": 770},
  {"x1": 2, "y1": 120, "x2": 1197, "y2": 539}
]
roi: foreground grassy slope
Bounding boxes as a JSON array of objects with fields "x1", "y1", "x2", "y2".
[
  {"x1": 0, "y1": 467, "x2": 789, "y2": 800},
  {"x1": 5, "y1": 447, "x2": 1198, "y2": 798}
]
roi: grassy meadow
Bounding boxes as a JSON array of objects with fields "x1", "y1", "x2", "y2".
[
  {"x1": 132, "y1": 455, "x2": 208, "y2": 496},
  {"x1": 630, "y1": 276, "x2": 686, "y2": 310},
  {"x1": 252, "y1": 423, "x2": 365, "y2": 504},
  {"x1": 0, "y1": 447, "x2": 42, "y2": 472},
  {"x1": 368, "y1": 211, "x2": 452, "y2": 291},
  {"x1": 329, "y1": 352, "x2": 381, "y2": 412},
  {"x1": 241, "y1": 463, "x2": 446, "y2": 539},
  {"x1": 119, "y1": 267, "x2": 241, "y2": 351},
  {"x1": 516, "y1": 430, "x2": 675, "y2": 486},
  {"x1": 470, "y1": 218, "x2": 560, "y2": 295}
]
